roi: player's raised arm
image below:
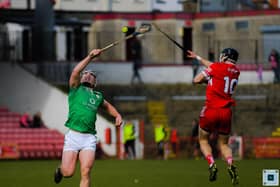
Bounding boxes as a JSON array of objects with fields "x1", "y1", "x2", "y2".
[
  {"x1": 186, "y1": 50, "x2": 213, "y2": 68},
  {"x1": 69, "y1": 49, "x2": 101, "y2": 88}
]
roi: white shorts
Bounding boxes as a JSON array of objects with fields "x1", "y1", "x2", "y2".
[{"x1": 63, "y1": 130, "x2": 97, "y2": 153}]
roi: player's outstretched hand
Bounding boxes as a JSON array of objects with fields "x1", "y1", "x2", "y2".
[
  {"x1": 186, "y1": 50, "x2": 197, "y2": 59},
  {"x1": 115, "y1": 114, "x2": 123, "y2": 127},
  {"x1": 88, "y1": 49, "x2": 102, "y2": 59}
]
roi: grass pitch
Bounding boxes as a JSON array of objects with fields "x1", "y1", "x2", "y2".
[{"x1": 0, "y1": 159, "x2": 278, "y2": 187}]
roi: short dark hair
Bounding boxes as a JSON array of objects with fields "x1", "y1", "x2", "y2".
[{"x1": 82, "y1": 70, "x2": 97, "y2": 78}]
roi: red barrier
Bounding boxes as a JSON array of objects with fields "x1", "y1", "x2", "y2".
[
  {"x1": 0, "y1": 143, "x2": 20, "y2": 159},
  {"x1": 105, "y1": 128, "x2": 111, "y2": 145},
  {"x1": 253, "y1": 138, "x2": 280, "y2": 158}
]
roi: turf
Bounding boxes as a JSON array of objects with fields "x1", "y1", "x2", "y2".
[{"x1": 0, "y1": 159, "x2": 278, "y2": 187}]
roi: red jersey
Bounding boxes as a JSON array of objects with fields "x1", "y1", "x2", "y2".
[{"x1": 202, "y1": 62, "x2": 240, "y2": 108}]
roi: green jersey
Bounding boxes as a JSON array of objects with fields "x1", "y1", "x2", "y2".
[{"x1": 65, "y1": 85, "x2": 104, "y2": 134}]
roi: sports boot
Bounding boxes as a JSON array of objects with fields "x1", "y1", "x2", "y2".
[
  {"x1": 228, "y1": 165, "x2": 239, "y2": 185},
  {"x1": 54, "y1": 167, "x2": 63, "y2": 184},
  {"x1": 209, "y1": 163, "x2": 218, "y2": 182}
]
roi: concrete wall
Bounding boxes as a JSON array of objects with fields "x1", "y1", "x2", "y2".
[
  {"x1": 112, "y1": 0, "x2": 151, "y2": 12},
  {"x1": 54, "y1": 0, "x2": 110, "y2": 11},
  {"x1": 10, "y1": 0, "x2": 35, "y2": 9},
  {"x1": 23, "y1": 62, "x2": 274, "y2": 85},
  {"x1": 149, "y1": 20, "x2": 184, "y2": 64},
  {"x1": 193, "y1": 15, "x2": 280, "y2": 63},
  {"x1": 9, "y1": 0, "x2": 182, "y2": 12},
  {"x1": 152, "y1": 0, "x2": 183, "y2": 12},
  {"x1": 90, "y1": 20, "x2": 126, "y2": 61},
  {"x1": 86, "y1": 63, "x2": 274, "y2": 84}
]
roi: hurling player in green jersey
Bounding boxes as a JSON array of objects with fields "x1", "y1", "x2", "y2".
[{"x1": 54, "y1": 49, "x2": 122, "y2": 187}]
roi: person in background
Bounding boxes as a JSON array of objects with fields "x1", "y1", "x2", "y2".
[
  {"x1": 163, "y1": 127, "x2": 171, "y2": 160},
  {"x1": 256, "y1": 63, "x2": 263, "y2": 83},
  {"x1": 209, "y1": 133, "x2": 219, "y2": 159},
  {"x1": 123, "y1": 120, "x2": 136, "y2": 160},
  {"x1": 208, "y1": 48, "x2": 215, "y2": 62},
  {"x1": 191, "y1": 118, "x2": 200, "y2": 159},
  {"x1": 187, "y1": 48, "x2": 240, "y2": 185},
  {"x1": 31, "y1": 112, "x2": 45, "y2": 128},
  {"x1": 192, "y1": 58, "x2": 200, "y2": 81},
  {"x1": 130, "y1": 36, "x2": 143, "y2": 85},
  {"x1": 268, "y1": 49, "x2": 280, "y2": 83},
  {"x1": 154, "y1": 124, "x2": 166, "y2": 159},
  {"x1": 54, "y1": 49, "x2": 122, "y2": 187},
  {"x1": 170, "y1": 128, "x2": 178, "y2": 156},
  {"x1": 19, "y1": 112, "x2": 32, "y2": 128}
]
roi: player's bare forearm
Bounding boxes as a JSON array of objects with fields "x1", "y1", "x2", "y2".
[
  {"x1": 186, "y1": 50, "x2": 213, "y2": 68},
  {"x1": 193, "y1": 72, "x2": 207, "y2": 84},
  {"x1": 69, "y1": 49, "x2": 101, "y2": 88},
  {"x1": 199, "y1": 58, "x2": 212, "y2": 68},
  {"x1": 103, "y1": 100, "x2": 123, "y2": 127}
]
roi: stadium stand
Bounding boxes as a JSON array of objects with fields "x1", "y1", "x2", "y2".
[{"x1": 0, "y1": 106, "x2": 64, "y2": 159}]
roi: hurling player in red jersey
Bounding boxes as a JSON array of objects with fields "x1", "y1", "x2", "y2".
[{"x1": 187, "y1": 48, "x2": 240, "y2": 185}]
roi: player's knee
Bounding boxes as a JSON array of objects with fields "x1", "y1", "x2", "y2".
[
  {"x1": 81, "y1": 167, "x2": 91, "y2": 177},
  {"x1": 62, "y1": 170, "x2": 74, "y2": 178},
  {"x1": 61, "y1": 165, "x2": 75, "y2": 177}
]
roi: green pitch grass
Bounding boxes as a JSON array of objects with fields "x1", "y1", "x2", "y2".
[{"x1": 0, "y1": 159, "x2": 278, "y2": 187}]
